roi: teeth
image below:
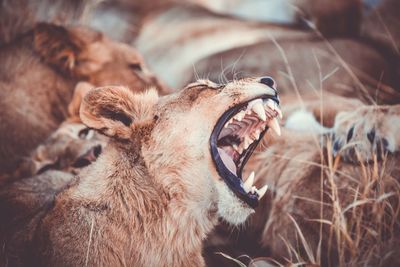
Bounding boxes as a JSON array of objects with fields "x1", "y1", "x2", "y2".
[
  {"x1": 266, "y1": 99, "x2": 275, "y2": 110},
  {"x1": 233, "y1": 111, "x2": 245, "y2": 121},
  {"x1": 233, "y1": 144, "x2": 243, "y2": 154},
  {"x1": 251, "y1": 129, "x2": 261, "y2": 140},
  {"x1": 244, "y1": 136, "x2": 252, "y2": 149},
  {"x1": 248, "y1": 99, "x2": 263, "y2": 108},
  {"x1": 267, "y1": 117, "x2": 281, "y2": 136},
  {"x1": 257, "y1": 184, "x2": 268, "y2": 199},
  {"x1": 252, "y1": 102, "x2": 267, "y2": 121},
  {"x1": 265, "y1": 99, "x2": 283, "y2": 119},
  {"x1": 251, "y1": 186, "x2": 257, "y2": 194},
  {"x1": 243, "y1": 171, "x2": 255, "y2": 192}
]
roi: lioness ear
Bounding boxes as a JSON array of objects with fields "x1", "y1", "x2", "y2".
[
  {"x1": 80, "y1": 86, "x2": 159, "y2": 140},
  {"x1": 34, "y1": 23, "x2": 81, "y2": 73},
  {"x1": 33, "y1": 23, "x2": 102, "y2": 74},
  {"x1": 68, "y1": 82, "x2": 94, "y2": 118}
]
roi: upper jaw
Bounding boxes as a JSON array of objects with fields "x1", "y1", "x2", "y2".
[{"x1": 210, "y1": 94, "x2": 282, "y2": 208}]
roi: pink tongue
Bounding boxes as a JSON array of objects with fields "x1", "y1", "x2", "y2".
[{"x1": 218, "y1": 148, "x2": 237, "y2": 175}]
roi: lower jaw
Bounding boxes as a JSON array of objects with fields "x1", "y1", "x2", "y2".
[
  {"x1": 211, "y1": 140, "x2": 263, "y2": 209},
  {"x1": 211, "y1": 118, "x2": 268, "y2": 209}
]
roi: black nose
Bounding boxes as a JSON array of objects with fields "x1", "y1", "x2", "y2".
[{"x1": 259, "y1": 76, "x2": 276, "y2": 88}]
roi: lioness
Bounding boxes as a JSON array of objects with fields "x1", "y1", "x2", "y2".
[
  {"x1": 0, "y1": 22, "x2": 168, "y2": 174},
  {"x1": 1, "y1": 77, "x2": 281, "y2": 266}
]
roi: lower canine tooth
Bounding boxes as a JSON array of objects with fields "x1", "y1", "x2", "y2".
[
  {"x1": 243, "y1": 171, "x2": 255, "y2": 192},
  {"x1": 257, "y1": 184, "x2": 268, "y2": 199},
  {"x1": 268, "y1": 118, "x2": 281, "y2": 136},
  {"x1": 251, "y1": 186, "x2": 257, "y2": 194}
]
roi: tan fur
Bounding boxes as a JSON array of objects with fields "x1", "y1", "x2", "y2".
[
  {"x1": 332, "y1": 104, "x2": 400, "y2": 162},
  {"x1": 246, "y1": 127, "x2": 400, "y2": 266},
  {"x1": 1, "y1": 78, "x2": 276, "y2": 266},
  {"x1": 205, "y1": 97, "x2": 400, "y2": 266},
  {"x1": 134, "y1": 1, "x2": 400, "y2": 104},
  {"x1": 292, "y1": 0, "x2": 362, "y2": 37},
  {"x1": 2, "y1": 82, "x2": 106, "y2": 185},
  {"x1": 136, "y1": 1, "x2": 399, "y2": 265},
  {"x1": 0, "y1": 22, "x2": 167, "y2": 174},
  {"x1": 0, "y1": 170, "x2": 75, "y2": 266}
]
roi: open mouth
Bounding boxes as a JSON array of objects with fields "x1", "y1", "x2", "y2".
[
  {"x1": 210, "y1": 96, "x2": 282, "y2": 208},
  {"x1": 73, "y1": 145, "x2": 102, "y2": 168}
]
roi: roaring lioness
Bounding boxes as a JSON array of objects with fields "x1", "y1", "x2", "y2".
[{"x1": 1, "y1": 77, "x2": 281, "y2": 266}]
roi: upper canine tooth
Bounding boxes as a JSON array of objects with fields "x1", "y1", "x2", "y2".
[
  {"x1": 268, "y1": 117, "x2": 281, "y2": 136},
  {"x1": 243, "y1": 171, "x2": 255, "y2": 192},
  {"x1": 257, "y1": 184, "x2": 268, "y2": 199},
  {"x1": 266, "y1": 99, "x2": 275, "y2": 110},
  {"x1": 252, "y1": 102, "x2": 267, "y2": 121}
]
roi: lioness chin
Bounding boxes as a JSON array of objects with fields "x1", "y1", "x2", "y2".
[{"x1": 25, "y1": 77, "x2": 281, "y2": 266}]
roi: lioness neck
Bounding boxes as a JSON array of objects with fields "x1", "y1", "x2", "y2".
[{"x1": 60, "y1": 141, "x2": 217, "y2": 266}]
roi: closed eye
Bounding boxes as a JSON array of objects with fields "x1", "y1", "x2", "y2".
[{"x1": 78, "y1": 128, "x2": 93, "y2": 139}]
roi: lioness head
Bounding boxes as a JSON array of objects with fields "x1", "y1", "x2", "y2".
[
  {"x1": 80, "y1": 77, "x2": 281, "y2": 225},
  {"x1": 33, "y1": 23, "x2": 169, "y2": 94},
  {"x1": 15, "y1": 82, "x2": 106, "y2": 178},
  {"x1": 27, "y1": 123, "x2": 106, "y2": 176}
]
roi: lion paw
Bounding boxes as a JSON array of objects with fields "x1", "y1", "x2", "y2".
[{"x1": 332, "y1": 105, "x2": 400, "y2": 163}]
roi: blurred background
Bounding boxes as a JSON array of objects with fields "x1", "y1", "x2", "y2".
[{"x1": 1, "y1": 0, "x2": 399, "y2": 266}]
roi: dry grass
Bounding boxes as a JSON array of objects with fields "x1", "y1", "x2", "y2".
[
  {"x1": 283, "y1": 149, "x2": 400, "y2": 267},
  {"x1": 218, "y1": 146, "x2": 400, "y2": 267},
  {"x1": 215, "y1": 19, "x2": 400, "y2": 266}
]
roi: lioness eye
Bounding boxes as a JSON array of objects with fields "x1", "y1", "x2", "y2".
[
  {"x1": 128, "y1": 63, "x2": 142, "y2": 71},
  {"x1": 78, "y1": 128, "x2": 92, "y2": 139}
]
